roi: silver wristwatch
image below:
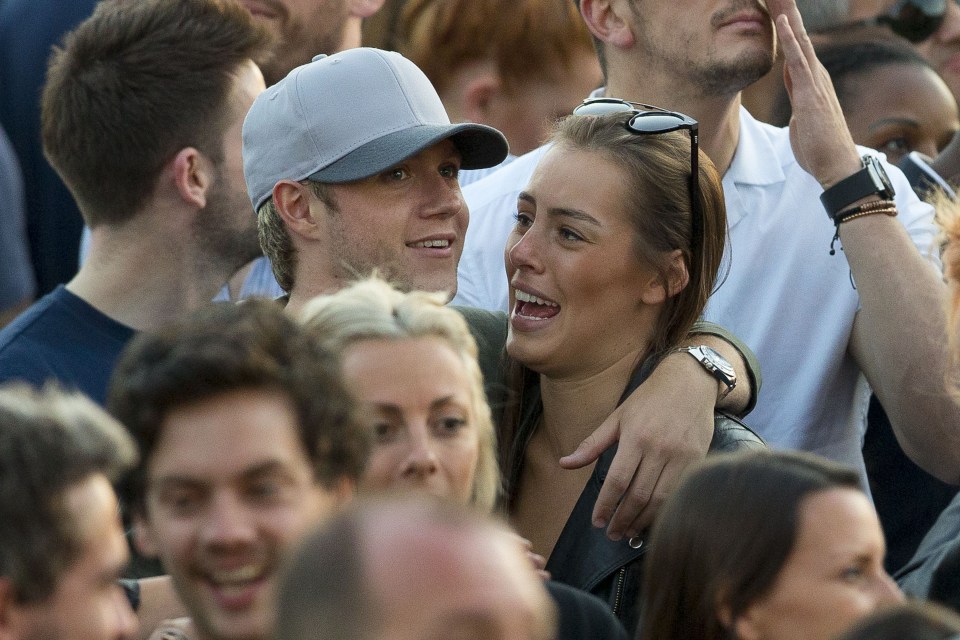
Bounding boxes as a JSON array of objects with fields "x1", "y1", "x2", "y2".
[{"x1": 675, "y1": 345, "x2": 737, "y2": 401}]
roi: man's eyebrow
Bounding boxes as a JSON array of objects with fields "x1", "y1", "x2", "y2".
[
  {"x1": 518, "y1": 192, "x2": 601, "y2": 226},
  {"x1": 239, "y1": 460, "x2": 296, "y2": 481},
  {"x1": 151, "y1": 460, "x2": 293, "y2": 489},
  {"x1": 867, "y1": 117, "x2": 919, "y2": 132},
  {"x1": 150, "y1": 475, "x2": 204, "y2": 491}
]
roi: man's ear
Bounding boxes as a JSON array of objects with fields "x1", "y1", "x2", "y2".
[
  {"x1": 170, "y1": 147, "x2": 213, "y2": 210},
  {"x1": 640, "y1": 250, "x2": 689, "y2": 305},
  {"x1": 462, "y1": 72, "x2": 501, "y2": 124},
  {"x1": 349, "y1": 0, "x2": 385, "y2": 19},
  {"x1": 580, "y1": 0, "x2": 636, "y2": 49},
  {"x1": 272, "y1": 180, "x2": 324, "y2": 241},
  {"x1": 132, "y1": 513, "x2": 158, "y2": 558}
]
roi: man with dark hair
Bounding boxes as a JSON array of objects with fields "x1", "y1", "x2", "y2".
[
  {"x1": 0, "y1": 383, "x2": 139, "y2": 640},
  {"x1": 278, "y1": 498, "x2": 558, "y2": 640},
  {"x1": 0, "y1": 0, "x2": 271, "y2": 405},
  {"x1": 109, "y1": 300, "x2": 367, "y2": 640}
]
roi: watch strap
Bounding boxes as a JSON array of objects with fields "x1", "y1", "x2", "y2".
[{"x1": 820, "y1": 156, "x2": 895, "y2": 219}]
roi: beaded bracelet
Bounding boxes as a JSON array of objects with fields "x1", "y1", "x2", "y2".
[
  {"x1": 832, "y1": 198, "x2": 897, "y2": 220},
  {"x1": 829, "y1": 202, "x2": 898, "y2": 255},
  {"x1": 836, "y1": 207, "x2": 897, "y2": 225}
]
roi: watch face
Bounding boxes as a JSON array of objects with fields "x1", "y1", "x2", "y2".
[
  {"x1": 866, "y1": 155, "x2": 895, "y2": 195},
  {"x1": 701, "y1": 346, "x2": 735, "y2": 378}
]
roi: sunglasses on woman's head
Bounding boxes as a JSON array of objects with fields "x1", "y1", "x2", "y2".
[{"x1": 572, "y1": 98, "x2": 702, "y2": 257}]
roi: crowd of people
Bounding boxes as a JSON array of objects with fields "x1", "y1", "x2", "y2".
[{"x1": 1, "y1": 0, "x2": 960, "y2": 639}]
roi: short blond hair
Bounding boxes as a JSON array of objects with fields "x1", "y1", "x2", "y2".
[{"x1": 300, "y1": 277, "x2": 500, "y2": 511}]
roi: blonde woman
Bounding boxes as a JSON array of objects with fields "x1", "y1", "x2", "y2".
[{"x1": 300, "y1": 277, "x2": 630, "y2": 639}]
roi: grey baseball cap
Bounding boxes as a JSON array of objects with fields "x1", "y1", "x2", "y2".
[{"x1": 242, "y1": 47, "x2": 509, "y2": 211}]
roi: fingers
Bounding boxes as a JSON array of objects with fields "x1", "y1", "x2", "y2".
[
  {"x1": 772, "y1": 0, "x2": 814, "y2": 57},
  {"x1": 774, "y1": 7, "x2": 860, "y2": 184},
  {"x1": 620, "y1": 459, "x2": 685, "y2": 540},
  {"x1": 776, "y1": 14, "x2": 811, "y2": 86},
  {"x1": 559, "y1": 407, "x2": 621, "y2": 470},
  {"x1": 591, "y1": 442, "x2": 643, "y2": 534},
  {"x1": 604, "y1": 455, "x2": 665, "y2": 540}
]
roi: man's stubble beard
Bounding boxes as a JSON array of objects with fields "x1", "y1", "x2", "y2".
[
  {"x1": 629, "y1": 0, "x2": 775, "y2": 99},
  {"x1": 693, "y1": 50, "x2": 774, "y2": 96},
  {"x1": 195, "y1": 175, "x2": 263, "y2": 278}
]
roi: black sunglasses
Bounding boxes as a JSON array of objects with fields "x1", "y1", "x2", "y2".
[
  {"x1": 814, "y1": 0, "x2": 946, "y2": 42},
  {"x1": 572, "y1": 98, "x2": 702, "y2": 258}
]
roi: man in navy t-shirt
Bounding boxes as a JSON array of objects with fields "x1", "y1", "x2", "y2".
[{"x1": 0, "y1": 0, "x2": 271, "y2": 404}]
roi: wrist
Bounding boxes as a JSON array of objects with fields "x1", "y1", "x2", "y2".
[
  {"x1": 662, "y1": 351, "x2": 720, "y2": 409},
  {"x1": 818, "y1": 154, "x2": 864, "y2": 190},
  {"x1": 669, "y1": 345, "x2": 736, "y2": 405}
]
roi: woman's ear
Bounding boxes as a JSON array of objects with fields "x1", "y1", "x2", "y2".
[
  {"x1": 715, "y1": 589, "x2": 736, "y2": 634},
  {"x1": 728, "y1": 601, "x2": 765, "y2": 640},
  {"x1": 640, "y1": 250, "x2": 689, "y2": 305}
]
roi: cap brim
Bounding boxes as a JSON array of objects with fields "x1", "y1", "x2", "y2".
[{"x1": 307, "y1": 123, "x2": 509, "y2": 184}]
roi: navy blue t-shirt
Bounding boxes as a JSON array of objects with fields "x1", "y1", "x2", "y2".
[{"x1": 0, "y1": 286, "x2": 135, "y2": 405}]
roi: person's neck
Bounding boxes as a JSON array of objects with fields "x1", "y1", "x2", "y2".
[
  {"x1": 66, "y1": 221, "x2": 233, "y2": 331},
  {"x1": 605, "y1": 70, "x2": 743, "y2": 176},
  {"x1": 284, "y1": 277, "x2": 345, "y2": 317},
  {"x1": 538, "y1": 347, "x2": 646, "y2": 457}
]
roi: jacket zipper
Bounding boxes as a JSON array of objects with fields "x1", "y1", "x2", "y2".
[{"x1": 612, "y1": 566, "x2": 627, "y2": 615}]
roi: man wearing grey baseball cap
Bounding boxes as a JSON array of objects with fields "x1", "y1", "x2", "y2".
[{"x1": 243, "y1": 47, "x2": 508, "y2": 313}]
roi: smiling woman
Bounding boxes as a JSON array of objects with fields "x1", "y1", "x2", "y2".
[
  {"x1": 496, "y1": 109, "x2": 764, "y2": 633},
  {"x1": 299, "y1": 278, "x2": 500, "y2": 512}
]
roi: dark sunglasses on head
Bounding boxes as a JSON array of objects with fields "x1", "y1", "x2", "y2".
[
  {"x1": 814, "y1": 0, "x2": 946, "y2": 42},
  {"x1": 572, "y1": 98, "x2": 702, "y2": 258}
]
